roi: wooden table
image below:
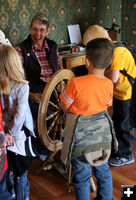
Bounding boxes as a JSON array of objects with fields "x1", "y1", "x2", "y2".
[
  {"x1": 60, "y1": 52, "x2": 86, "y2": 69},
  {"x1": 60, "y1": 30, "x2": 117, "y2": 69}
]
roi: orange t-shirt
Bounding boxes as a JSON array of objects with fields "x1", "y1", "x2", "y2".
[{"x1": 60, "y1": 74, "x2": 113, "y2": 115}]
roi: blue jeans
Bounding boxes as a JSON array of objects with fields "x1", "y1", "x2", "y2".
[
  {"x1": 0, "y1": 171, "x2": 11, "y2": 200},
  {"x1": 7, "y1": 170, "x2": 29, "y2": 200},
  {"x1": 71, "y1": 156, "x2": 115, "y2": 200}
]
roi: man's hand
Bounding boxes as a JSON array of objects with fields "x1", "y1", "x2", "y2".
[{"x1": 29, "y1": 92, "x2": 41, "y2": 103}]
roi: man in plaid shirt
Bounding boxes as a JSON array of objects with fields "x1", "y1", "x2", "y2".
[{"x1": 16, "y1": 12, "x2": 60, "y2": 159}]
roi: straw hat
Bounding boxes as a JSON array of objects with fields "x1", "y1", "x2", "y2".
[{"x1": 83, "y1": 25, "x2": 111, "y2": 46}]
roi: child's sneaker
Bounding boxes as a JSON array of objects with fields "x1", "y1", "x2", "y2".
[
  {"x1": 11, "y1": 193, "x2": 16, "y2": 200},
  {"x1": 109, "y1": 154, "x2": 135, "y2": 167}
]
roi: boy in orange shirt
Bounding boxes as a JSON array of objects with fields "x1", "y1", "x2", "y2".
[{"x1": 60, "y1": 38, "x2": 117, "y2": 200}]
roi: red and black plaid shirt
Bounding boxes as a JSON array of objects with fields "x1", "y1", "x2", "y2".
[{"x1": 16, "y1": 39, "x2": 60, "y2": 83}]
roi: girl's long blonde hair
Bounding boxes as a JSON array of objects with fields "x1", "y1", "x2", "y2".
[{"x1": 0, "y1": 45, "x2": 28, "y2": 94}]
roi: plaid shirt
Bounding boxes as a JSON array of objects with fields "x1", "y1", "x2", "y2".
[{"x1": 16, "y1": 39, "x2": 60, "y2": 83}]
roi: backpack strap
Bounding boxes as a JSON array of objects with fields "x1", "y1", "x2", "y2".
[
  {"x1": 114, "y1": 42, "x2": 135, "y2": 86},
  {"x1": 120, "y1": 68, "x2": 134, "y2": 86},
  {"x1": 114, "y1": 41, "x2": 125, "y2": 48}
]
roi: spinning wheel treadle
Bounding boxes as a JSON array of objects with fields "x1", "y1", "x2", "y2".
[{"x1": 38, "y1": 69, "x2": 75, "y2": 152}]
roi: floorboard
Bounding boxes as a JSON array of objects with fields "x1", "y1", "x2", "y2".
[{"x1": 28, "y1": 139, "x2": 136, "y2": 200}]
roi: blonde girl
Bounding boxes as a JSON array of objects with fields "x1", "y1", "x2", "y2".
[{"x1": 0, "y1": 45, "x2": 37, "y2": 200}]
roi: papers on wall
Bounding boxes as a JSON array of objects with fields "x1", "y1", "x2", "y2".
[{"x1": 67, "y1": 24, "x2": 82, "y2": 44}]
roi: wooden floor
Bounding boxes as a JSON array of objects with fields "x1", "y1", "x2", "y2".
[{"x1": 28, "y1": 142, "x2": 136, "y2": 200}]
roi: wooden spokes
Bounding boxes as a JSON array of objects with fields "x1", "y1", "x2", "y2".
[{"x1": 38, "y1": 69, "x2": 75, "y2": 152}]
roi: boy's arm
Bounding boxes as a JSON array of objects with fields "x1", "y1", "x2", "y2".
[
  {"x1": 60, "y1": 78, "x2": 75, "y2": 113},
  {"x1": 105, "y1": 68, "x2": 120, "y2": 83},
  {"x1": 61, "y1": 102, "x2": 70, "y2": 113}
]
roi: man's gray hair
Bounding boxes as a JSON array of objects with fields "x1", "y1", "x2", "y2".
[{"x1": 30, "y1": 12, "x2": 49, "y2": 28}]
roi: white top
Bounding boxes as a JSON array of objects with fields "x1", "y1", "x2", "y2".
[{"x1": 1, "y1": 82, "x2": 36, "y2": 156}]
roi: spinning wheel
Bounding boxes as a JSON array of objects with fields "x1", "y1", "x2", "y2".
[
  {"x1": 36, "y1": 69, "x2": 96, "y2": 193},
  {"x1": 37, "y1": 69, "x2": 75, "y2": 171},
  {"x1": 36, "y1": 69, "x2": 75, "y2": 174}
]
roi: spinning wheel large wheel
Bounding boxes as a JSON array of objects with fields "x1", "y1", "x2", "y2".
[{"x1": 38, "y1": 69, "x2": 75, "y2": 153}]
